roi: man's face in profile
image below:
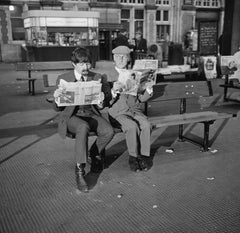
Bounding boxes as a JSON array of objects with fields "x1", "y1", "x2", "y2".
[{"x1": 114, "y1": 54, "x2": 129, "y2": 69}]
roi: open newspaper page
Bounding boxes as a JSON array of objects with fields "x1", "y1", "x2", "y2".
[
  {"x1": 55, "y1": 79, "x2": 102, "y2": 106},
  {"x1": 114, "y1": 60, "x2": 158, "y2": 96}
]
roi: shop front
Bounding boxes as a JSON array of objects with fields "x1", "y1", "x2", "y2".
[{"x1": 22, "y1": 10, "x2": 100, "y2": 67}]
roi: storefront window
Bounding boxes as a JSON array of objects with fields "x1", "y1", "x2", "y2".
[{"x1": 25, "y1": 26, "x2": 98, "y2": 47}]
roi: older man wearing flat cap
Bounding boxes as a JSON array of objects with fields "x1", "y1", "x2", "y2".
[{"x1": 108, "y1": 45, "x2": 153, "y2": 172}]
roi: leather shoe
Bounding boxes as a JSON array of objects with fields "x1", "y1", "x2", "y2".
[
  {"x1": 75, "y1": 164, "x2": 88, "y2": 193},
  {"x1": 90, "y1": 155, "x2": 104, "y2": 173},
  {"x1": 139, "y1": 155, "x2": 152, "y2": 171},
  {"x1": 129, "y1": 156, "x2": 141, "y2": 172}
]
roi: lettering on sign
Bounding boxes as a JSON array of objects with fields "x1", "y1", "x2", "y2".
[{"x1": 199, "y1": 21, "x2": 218, "y2": 55}]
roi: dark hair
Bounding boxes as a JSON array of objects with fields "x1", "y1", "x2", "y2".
[
  {"x1": 149, "y1": 44, "x2": 158, "y2": 53},
  {"x1": 71, "y1": 47, "x2": 91, "y2": 64}
]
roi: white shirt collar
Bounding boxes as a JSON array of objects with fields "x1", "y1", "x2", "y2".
[{"x1": 74, "y1": 70, "x2": 87, "y2": 81}]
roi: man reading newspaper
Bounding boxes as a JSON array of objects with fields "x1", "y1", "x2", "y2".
[
  {"x1": 108, "y1": 46, "x2": 157, "y2": 172},
  {"x1": 53, "y1": 47, "x2": 114, "y2": 193}
]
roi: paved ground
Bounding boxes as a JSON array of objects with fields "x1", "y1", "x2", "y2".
[{"x1": 1, "y1": 62, "x2": 240, "y2": 233}]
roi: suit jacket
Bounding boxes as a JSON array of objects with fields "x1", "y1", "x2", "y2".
[
  {"x1": 108, "y1": 66, "x2": 152, "y2": 118},
  {"x1": 134, "y1": 38, "x2": 147, "y2": 53},
  {"x1": 53, "y1": 70, "x2": 110, "y2": 139},
  {"x1": 108, "y1": 91, "x2": 152, "y2": 119}
]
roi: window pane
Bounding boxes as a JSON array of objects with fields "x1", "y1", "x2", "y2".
[
  {"x1": 11, "y1": 18, "x2": 23, "y2": 28},
  {"x1": 121, "y1": 20, "x2": 130, "y2": 32},
  {"x1": 135, "y1": 21, "x2": 143, "y2": 33},
  {"x1": 121, "y1": 9, "x2": 130, "y2": 19},
  {"x1": 135, "y1": 9, "x2": 144, "y2": 19},
  {"x1": 163, "y1": 11, "x2": 168, "y2": 21},
  {"x1": 156, "y1": 10, "x2": 161, "y2": 21},
  {"x1": 11, "y1": 18, "x2": 24, "y2": 40},
  {"x1": 156, "y1": 25, "x2": 170, "y2": 41}
]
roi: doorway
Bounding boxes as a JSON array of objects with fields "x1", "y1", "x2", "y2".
[{"x1": 99, "y1": 30, "x2": 119, "y2": 60}]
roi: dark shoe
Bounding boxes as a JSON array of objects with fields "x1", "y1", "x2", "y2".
[
  {"x1": 90, "y1": 155, "x2": 104, "y2": 173},
  {"x1": 75, "y1": 164, "x2": 89, "y2": 193},
  {"x1": 129, "y1": 156, "x2": 141, "y2": 172},
  {"x1": 139, "y1": 155, "x2": 153, "y2": 171}
]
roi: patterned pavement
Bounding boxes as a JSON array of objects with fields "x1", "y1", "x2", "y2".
[{"x1": 1, "y1": 62, "x2": 240, "y2": 233}]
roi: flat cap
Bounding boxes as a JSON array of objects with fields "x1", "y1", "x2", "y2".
[{"x1": 112, "y1": 46, "x2": 131, "y2": 55}]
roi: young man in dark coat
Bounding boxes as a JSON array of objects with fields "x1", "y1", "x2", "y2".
[{"x1": 53, "y1": 47, "x2": 114, "y2": 193}]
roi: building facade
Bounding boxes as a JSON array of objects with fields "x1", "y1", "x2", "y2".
[{"x1": 0, "y1": 0, "x2": 237, "y2": 63}]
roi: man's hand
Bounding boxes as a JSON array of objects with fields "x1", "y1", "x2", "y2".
[
  {"x1": 97, "y1": 92, "x2": 105, "y2": 109},
  {"x1": 53, "y1": 86, "x2": 66, "y2": 99},
  {"x1": 144, "y1": 80, "x2": 154, "y2": 95},
  {"x1": 112, "y1": 81, "x2": 124, "y2": 93}
]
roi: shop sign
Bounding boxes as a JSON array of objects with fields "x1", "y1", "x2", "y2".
[
  {"x1": 46, "y1": 18, "x2": 88, "y2": 27},
  {"x1": 24, "y1": 18, "x2": 31, "y2": 28},
  {"x1": 198, "y1": 21, "x2": 218, "y2": 55}
]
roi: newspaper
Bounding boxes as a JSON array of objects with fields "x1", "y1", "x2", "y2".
[
  {"x1": 114, "y1": 63, "x2": 156, "y2": 96},
  {"x1": 220, "y1": 55, "x2": 237, "y2": 75},
  {"x1": 132, "y1": 59, "x2": 158, "y2": 70},
  {"x1": 55, "y1": 79, "x2": 102, "y2": 106}
]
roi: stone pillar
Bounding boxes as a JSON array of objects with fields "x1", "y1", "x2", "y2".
[{"x1": 145, "y1": 0, "x2": 157, "y2": 46}]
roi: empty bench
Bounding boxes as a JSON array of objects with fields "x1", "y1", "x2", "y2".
[
  {"x1": 16, "y1": 61, "x2": 73, "y2": 95},
  {"x1": 145, "y1": 80, "x2": 236, "y2": 151}
]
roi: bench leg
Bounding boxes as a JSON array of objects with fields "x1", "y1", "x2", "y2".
[
  {"x1": 202, "y1": 120, "x2": 214, "y2": 152},
  {"x1": 179, "y1": 121, "x2": 215, "y2": 152},
  {"x1": 179, "y1": 124, "x2": 184, "y2": 141},
  {"x1": 28, "y1": 79, "x2": 36, "y2": 96},
  {"x1": 223, "y1": 86, "x2": 228, "y2": 102},
  {"x1": 28, "y1": 80, "x2": 32, "y2": 94},
  {"x1": 223, "y1": 74, "x2": 229, "y2": 102},
  {"x1": 202, "y1": 122, "x2": 210, "y2": 151},
  {"x1": 31, "y1": 80, "x2": 36, "y2": 96}
]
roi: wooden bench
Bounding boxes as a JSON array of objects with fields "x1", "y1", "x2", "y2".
[
  {"x1": 47, "y1": 80, "x2": 236, "y2": 170},
  {"x1": 145, "y1": 81, "x2": 236, "y2": 151},
  {"x1": 16, "y1": 61, "x2": 73, "y2": 95}
]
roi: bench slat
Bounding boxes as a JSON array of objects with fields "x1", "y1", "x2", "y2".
[
  {"x1": 16, "y1": 61, "x2": 73, "y2": 71},
  {"x1": 149, "y1": 111, "x2": 235, "y2": 128},
  {"x1": 151, "y1": 81, "x2": 212, "y2": 101}
]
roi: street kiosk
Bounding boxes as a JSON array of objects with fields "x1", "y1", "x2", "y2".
[{"x1": 22, "y1": 10, "x2": 100, "y2": 67}]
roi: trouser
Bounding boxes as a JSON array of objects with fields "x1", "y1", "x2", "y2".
[
  {"x1": 115, "y1": 113, "x2": 151, "y2": 157},
  {"x1": 67, "y1": 115, "x2": 114, "y2": 164}
]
